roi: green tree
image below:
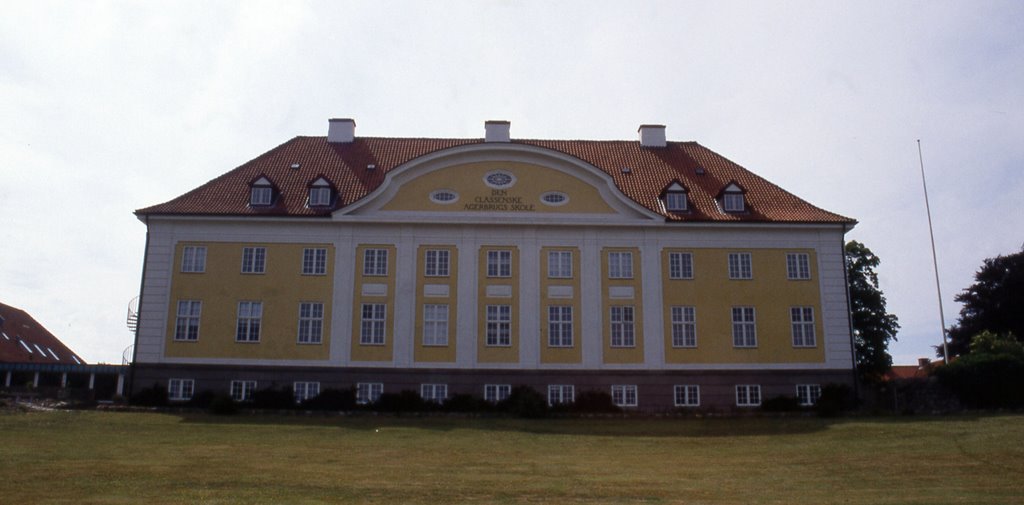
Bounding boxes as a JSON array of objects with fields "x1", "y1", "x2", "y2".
[
  {"x1": 846, "y1": 240, "x2": 900, "y2": 381},
  {"x1": 946, "y1": 248, "x2": 1024, "y2": 356},
  {"x1": 933, "y1": 331, "x2": 1024, "y2": 408}
]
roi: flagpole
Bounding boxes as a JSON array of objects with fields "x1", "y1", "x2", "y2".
[{"x1": 917, "y1": 140, "x2": 950, "y2": 363}]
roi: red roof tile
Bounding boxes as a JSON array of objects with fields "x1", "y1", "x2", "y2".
[
  {"x1": 0, "y1": 302, "x2": 85, "y2": 365},
  {"x1": 136, "y1": 136, "x2": 855, "y2": 224}
]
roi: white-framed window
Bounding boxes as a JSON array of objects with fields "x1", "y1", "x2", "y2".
[
  {"x1": 486, "y1": 250, "x2": 512, "y2": 277},
  {"x1": 736, "y1": 385, "x2": 762, "y2": 406},
  {"x1": 302, "y1": 248, "x2": 327, "y2": 275},
  {"x1": 230, "y1": 380, "x2": 256, "y2": 402},
  {"x1": 422, "y1": 304, "x2": 449, "y2": 346},
  {"x1": 731, "y1": 307, "x2": 757, "y2": 347},
  {"x1": 420, "y1": 383, "x2": 448, "y2": 403},
  {"x1": 547, "y1": 250, "x2": 573, "y2": 278},
  {"x1": 356, "y1": 382, "x2": 383, "y2": 405},
  {"x1": 728, "y1": 252, "x2": 752, "y2": 279},
  {"x1": 548, "y1": 306, "x2": 573, "y2": 347},
  {"x1": 791, "y1": 307, "x2": 816, "y2": 347},
  {"x1": 168, "y1": 378, "x2": 194, "y2": 401},
  {"x1": 665, "y1": 192, "x2": 688, "y2": 212},
  {"x1": 293, "y1": 382, "x2": 320, "y2": 403},
  {"x1": 674, "y1": 385, "x2": 700, "y2": 407},
  {"x1": 360, "y1": 303, "x2": 386, "y2": 345},
  {"x1": 668, "y1": 252, "x2": 693, "y2": 280},
  {"x1": 174, "y1": 300, "x2": 202, "y2": 341},
  {"x1": 425, "y1": 249, "x2": 450, "y2": 277},
  {"x1": 363, "y1": 248, "x2": 388, "y2": 276},
  {"x1": 250, "y1": 185, "x2": 273, "y2": 206},
  {"x1": 611, "y1": 385, "x2": 638, "y2": 407},
  {"x1": 608, "y1": 251, "x2": 633, "y2": 279},
  {"x1": 548, "y1": 385, "x2": 574, "y2": 406},
  {"x1": 723, "y1": 192, "x2": 745, "y2": 212},
  {"x1": 484, "y1": 171, "x2": 516, "y2": 189},
  {"x1": 430, "y1": 189, "x2": 459, "y2": 204},
  {"x1": 486, "y1": 305, "x2": 512, "y2": 346},
  {"x1": 297, "y1": 302, "x2": 324, "y2": 344},
  {"x1": 241, "y1": 246, "x2": 267, "y2": 274},
  {"x1": 308, "y1": 186, "x2": 332, "y2": 207},
  {"x1": 540, "y1": 191, "x2": 568, "y2": 206},
  {"x1": 236, "y1": 301, "x2": 262, "y2": 342},
  {"x1": 610, "y1": 306, "x2": 635, "y2": 347},
  {"x1": 786, "y1": 253, "x2": 811, "y2": 280},
  {"x1": 670, "y1": 306, "x2": 697, "y2": 348},
  {"x1": 796, "y1": 384, "x2": 822, "y2": 406},
  {"x1": 484, "y1": 384, "x2": 512, "y2": 403},
  {"x1": 181, "y1": 246, "x2": 206, "y2": 273}
]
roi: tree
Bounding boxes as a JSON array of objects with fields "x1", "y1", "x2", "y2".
[
  {"x1": 933, "y1": 331, "x2": 1024, "y2": 408},
  {"x1": 946, "y1": 247, "x2": 1024, "y2": 356},
  {"x1": 845, "y1": 240, "x2": 900, "y2": 381}
]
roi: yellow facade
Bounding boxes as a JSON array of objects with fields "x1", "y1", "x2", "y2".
[
  {"x1": 660, "y1": 248, "x2": 826, "y2": 364},
  {"x1": 539, "y1": 247, "x2": 582, "y2": 364},
  {"x1": 414, "y1": 245, "x2": 459, "y2": 363},
  {"x1": 476, "y1": 246, "x2": 520, "y2": 363},
  {"x1": 601, "y1": 247, "x2": 645, "y2": 364},
  {"x1": 165, "y1": 242, "x2": 333, "y2": 360},
  {"x1": 350, "y1": 244, "x2": 397, "y2": 362}
]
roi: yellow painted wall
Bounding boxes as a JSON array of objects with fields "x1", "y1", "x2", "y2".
[
  {"x1": 414, "y1": 245, "x2": 458, "y2": 363},
  {"x1": 165, "y1": 242, "x2": 333, "y2": 360},
  {"x1": 379, "y1": 161, "x2": 616, "y2": 214},
  {"x1": 350, "y1": 244, "x2": 397, "y2": 362},
  {"x1": 477, "y1": 246, "x2": 520, "y2": 363},
  {"x1": 539, "y1": 247, "x2": 582, "y2": 364},
  {"x1": 661, "y1": 248, "x2": 826, "y2": 364},
  {"x1": 601, "y1": 247, "x2": 644, "y2": 364}
]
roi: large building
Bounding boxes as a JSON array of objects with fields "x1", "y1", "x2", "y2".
[{"x1": 130, "y1": 119, "x2": 856, "y2": 410}]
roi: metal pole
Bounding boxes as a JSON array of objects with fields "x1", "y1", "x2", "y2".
[{"x1": 917, "y1": 140, "x2": 950, "y2": 363}]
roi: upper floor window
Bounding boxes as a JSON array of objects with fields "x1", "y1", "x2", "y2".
[
  {"x1": 487, "y1": 250, "x2": 512, "y2": 278},
  {"x1": 610, "y1": 305, "x2": 636, "y2": 347},
  {"x1": 430, "y1": 189, "x2": 459, "y2": 204},
  {"x1": 250, "y1": 177, "x2": 275, "y2": 206},
  {"x1": 360, "y1": 303, "x2": 386, "y2": 345},
  {"x1": 728, "y1": 252, "x2": 752, "y2": 279},
  {"x1": 181, "y1": 246, "x2": 207, "y2": 273},
  {"x1": 540, "y1": 191, "x2": 569, "y2": 206},
  {"x1": 174, "y1": 300, "x2": 202, "y2": 341},
  {"x1": 308, "y1": 186, "x2": 332, "y2": 207},
  {"x1": 731, "y1": 307, "x2": 757, "y2": 347},
  {"x1": 484, "y1": 171, "x2": 516, "y2": 189},
  {"x1": 548, "y1": 305, "x2": 573, "y2": 347},
  {"x1": 791, "y1": 307, "x2": 816, "y2": 347},
  {"x1": 608, "y1": 251, "x2": 633, "y2": 279},
  {"x1": 668, "y1": 252, "x2": 693, "y2": 279},
  {"x1": 670, "y1": 306, "x2": 696, "y2": 348},
  {"x1": 423, "y1": 304, "x2": 449, "y2": 346},
  {"x1": 786, "y1": 253, "x2": 811, "y2": 280},
  {"x1": 425, "y1": 249, "x2": 450, "y2": 277},
  {"x1": 302, "y1": 248, "x2": 327, "y2": 275},
  {"x1": 719, "y1": 182, "x2": 747, "y2": 213},
  {"x1": 236, "y1": 301, "x2": 263, "y2": 342},
  {"x1": 547, "y1": 250, "x2": 573, "y2": 278},
  {"x1": 241, "y1": 247, "x2": 266, "y2": 274},
  {"x1": 485, "y1": 305, "x2": 512, "y2": 346},
  {"x1": 297, "y1": 302, "x2": 324, "y2": 344},
  {"x1": 363, "y1": 248, "x2": 388, "y2": 276},
  {"x1": 665, "y1": 192, "x2": 688, "y2": 212}
]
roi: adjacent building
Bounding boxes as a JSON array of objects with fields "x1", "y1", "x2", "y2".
[{"x1": 130, "y1": 119, "x2": 856, "y2": 410}]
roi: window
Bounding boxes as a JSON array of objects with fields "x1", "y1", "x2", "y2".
[
  {"x1": 668, "y1": 252, "x2": 693, "y2": 279},
  {"x1": 674, "y1": 385, "x2": 700, "y2": 407},
  {"x1": 174, "y1": 300, "x2": 202, "y2": 341},
  {"x1": 540, "y1": 192, "x2": 568, "y2": 206},
  {"x1": 236, "y1": 301, "x2": 262, "y2": 342},
  {"x1": 250, "y1": 185, "x2": 273, "y2": 206},
  {"x1": 430, "y1": 189, "x2": 459, "y2": 204},
  {"x1": 728, "y1": 252, "x2": 752, "y2": 279},
  {"x1": 723, "y1": 192, "x2": 745, "y2": 212},
  {"x1": 168, "y1": 379, "x2": 194, "y2": 401},
  {"x1": 736, "y1": 385, "x2": 762, "y2": 406},
  {"x1": 547, "y1": 250, "x2": 573, "y2": 278},
  {"x1": 731, "y1": 307, "x2": 757, "y2": 347},
  {"x1": 293, "y1": 382, "x2": 320, "y2": 403},
  {"x1": 230, "y1": 380, "x2": 256, "y2": 402},
  {"x1": 420, "y1": 384, "x2": 448, "y2": 403},
  {"x1": 797, "y1": 384, "x2": 822, "y2": 406},
  {"x1": 308, "y1": 186, "x2": 332, "y2": 207},
  {"x1": 363, "y1": 248, "x2": 388, "y2": 276},
  {"x1": 610, "y1": 306, "x2": 635, "y2": 347},
  {"x1": 791, "y1": 307, "x2": 816, "y2": 347},
  {"x1": 423, "y1": 304, "x2": 449, "y2": 346},
  {"x1": 356, "y1": 383, "x2": 383, "y2": 405},
  {"x1": 485, "y1": 171, "x2": 515, "y2": 188},
  {"x1": 665, "y1": 192, "x2": 687, "y2": 212},
  {"x1": 302, "y1": 248, "x2": 327, "y2": 275},
  {"x1": 548, "y1": 306, "x2": 573, "y2": 347},
  {"x1": 486, "y1": 250, "x2": 512, "y2": 277},
  {"x1": 360, "y1": 303, "x2": 386, "y2": 345},
  {"x1": 484, "y1": 384, "x2": 511, "y2": 403},
  {"x1": 181, "y1": 246, "x2": 206, "y2": 273},
  {"x1": 786, "y1": 253, "x2": 811, "y2": 280},
  {"x1": 608, "y1": 251, "x2": 633, "y2": 279},
  {"x1": 548, "y1": 385, "x2": 574, "y2": 406},
  {"x1": 611, "y1": 385, "x2": 638, "y2": 407},
  {"x1": 297, "y1": 302, "x2": 324, "y2": 344},
  {"x1": 425, "y1": 249, "x2": 450, "y2": 277},
  {"x1": 241, "y1": 247, "x2": 266, "y2": 274},
  {"x1": 670, "y1": 306, "x2": 696, "y2": 348},
  {"x1": 486, "y1": 305, "x2": 512, "y2": 346}
]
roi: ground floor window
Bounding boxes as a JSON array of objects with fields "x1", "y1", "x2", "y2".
[
  {"x1": 674, "y1": 385, "x2": 700, "y2": 407},
  {"x1": 548, "y1": 385, "x2": 574, "y2": 406},
  {"x1": 293, "y1": 381, "x2": 320, "y2": 404},
  {"x1": 735, "y1": 385, "x2": 761, "y2": 407},
  {"x1": 420, "y1": 383, "x2": 448, "y2": 403},
  {"x1": 611, "y1": 385, "x2": 638, "y2": 407},
  {"x1": 484, "y1": 384, "x2": 511, "y2": 403},
  {"x1": 168, "y1": 378, "x2": 194, "y2": 401},
  {"x1": 230, "y1": 380, "x2": 256, "y2": 402},
  {"x1": 796, "y1": 384, "x2": 822, "y2": 406},
  {"x1": 357, "y1": 382, "x2": 383, "y2": 405}
]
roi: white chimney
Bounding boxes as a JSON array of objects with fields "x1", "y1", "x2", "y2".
[
  {"x1": 638, "y1": 124, "x2": 666, "y2": 148},
  {"x1": 485, "y1": 120, "x2": 511, "y2": 142},
  {"x1": 328, "y1": 118, "x2": 356, "y2": 143}
]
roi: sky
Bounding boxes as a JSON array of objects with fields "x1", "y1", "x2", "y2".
[{"x1": 1, "y1": 1, "x2": 1022, "y2": 365}]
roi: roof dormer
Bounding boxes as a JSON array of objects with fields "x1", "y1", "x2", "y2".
[
  {"x1": 249, "y1": 176, "x2": 277, "y2": 207},
  {"x1": 307, "y1": 176, "x2": 337, "y2": 208},
  {"x1": 659, "y1": 180, "x2": 689, "y2": 213},
  {"x1": 718, "y1": 181, "x2": 748, "y2": 213}
]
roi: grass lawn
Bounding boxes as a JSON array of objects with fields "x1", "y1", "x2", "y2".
[{"x1": 1, "y1": 410, "x2": 1023, "y2": 504}]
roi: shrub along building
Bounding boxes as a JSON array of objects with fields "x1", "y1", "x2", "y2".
[{"x1": 131, "y1": 119, "x2": 856, "y2": 411}]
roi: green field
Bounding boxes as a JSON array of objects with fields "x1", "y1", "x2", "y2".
[{"x1": 1, "y1": 410, "x2": 1022, "y2": 504}]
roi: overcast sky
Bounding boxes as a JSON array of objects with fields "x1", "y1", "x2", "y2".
[{"x1": 2, "y1": 1, "x2": 1021, "y2": 364}]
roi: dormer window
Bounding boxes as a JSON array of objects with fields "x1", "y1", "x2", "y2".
[
  {"x1": 660, "y1": 181, "x2": 689, "y2": 213},
  {"x1": 719, "y1": 182, "x2": 747, "y2": 213},
  {"x1": 307, "y1": 177, "x2": 336, "y2": 208},
  {"x1": 250, "y1": 177, "x2": 275, "y2": 207}
]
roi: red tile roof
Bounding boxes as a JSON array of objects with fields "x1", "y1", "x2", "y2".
[
  {"x1": 136, "y1": 136, "x2": 855, "y2": 224},
  {"x1": 0, "y1": 302, "x2": 85, "y2": 365}
]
